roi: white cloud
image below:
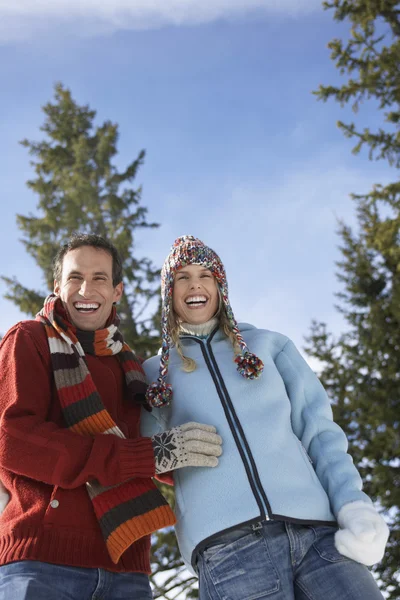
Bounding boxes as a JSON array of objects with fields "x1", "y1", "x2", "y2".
[{"x1": 0, "y1": 0, "x2": 322, "y2": 42}]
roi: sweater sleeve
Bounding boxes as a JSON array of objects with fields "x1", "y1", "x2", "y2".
[
  {"x1": 275, "y1": 338, "x2": 371, "y2": 516},
  {"x1": 0, "y1": 323, "x2": 156, "y2": 489}
]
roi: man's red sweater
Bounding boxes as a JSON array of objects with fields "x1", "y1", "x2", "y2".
[{"x1": 0, "y1": 320, "x2": 157, "y2": 573}]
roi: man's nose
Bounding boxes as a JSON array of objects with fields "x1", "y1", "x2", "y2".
[{"x1": 79, "y1": 281, "x2": 94, "y2": 296}]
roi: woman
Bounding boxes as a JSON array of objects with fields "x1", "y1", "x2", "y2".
[{"x1": 142, "y1": 235, "x2": 389, "y2": 600}]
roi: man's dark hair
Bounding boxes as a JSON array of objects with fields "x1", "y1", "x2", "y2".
[{"x1": 53, "y1": 233, "x2": 123, "y2": 287}]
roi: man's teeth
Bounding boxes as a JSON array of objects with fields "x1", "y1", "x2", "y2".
[
  {"x1": 74, "y1": 303, "x2": 100, "y2": 311},
  {"x1": 185, "y1": 296, "x2": 207, "y2": 306}
]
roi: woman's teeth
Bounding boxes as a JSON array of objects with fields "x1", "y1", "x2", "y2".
[{"x1": 185, "y1": 296, "x2": 207, "y2": 307}]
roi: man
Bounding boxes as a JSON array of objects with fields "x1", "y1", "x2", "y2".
[{"x1": 0, "y1": 233, "x2": 222, "y2": 600}]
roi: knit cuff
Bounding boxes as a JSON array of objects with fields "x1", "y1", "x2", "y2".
[{"x1": 119, "y1": 437, "x2": 156, "y2": 481}]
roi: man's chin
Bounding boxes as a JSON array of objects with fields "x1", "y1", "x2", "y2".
[
  {"x1": 69, "y1": 307, "x2": 106, "y2": 331},
  {"x1": 70, "y1": 317, "x2": 105, "y2": 331},
  {"x1": 74, "y1": 324, "x2": 97, "y2": 332}
]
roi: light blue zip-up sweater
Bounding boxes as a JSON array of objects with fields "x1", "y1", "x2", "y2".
[{"x1": 142, "y1": 324, "x2": 371, "y2": 573}]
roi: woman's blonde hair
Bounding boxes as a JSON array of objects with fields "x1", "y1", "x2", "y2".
[{"x1": 169, "y1": 288, "x2": 240, "y2": 372}]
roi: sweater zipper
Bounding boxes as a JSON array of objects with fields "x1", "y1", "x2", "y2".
[{"x1": 181, "y1": 332, "x2": 272, "y2": 521}]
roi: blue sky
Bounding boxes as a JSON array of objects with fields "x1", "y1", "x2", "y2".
[{"x1": 0, "y1": 0, "x2": 393, "y2": 355}]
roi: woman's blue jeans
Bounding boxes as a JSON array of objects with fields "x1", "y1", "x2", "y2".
[
  {"x1": 196, "y1": 520, "x2": 384, "y2": 600},
  {"x1": 0, "y1": 561, "x2": 153, "y2": 600}
]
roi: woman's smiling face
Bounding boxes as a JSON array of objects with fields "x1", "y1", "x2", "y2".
[{"x1": 172, "y1": 264, "x2": 219, "y2": 325}]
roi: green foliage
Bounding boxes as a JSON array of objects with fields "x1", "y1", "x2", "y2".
[
  {"x1": 315, "y1": 0, "x2": 400, "y2": 167},
  {"x1": 1, "y1": 277, "x2": 44, "y2": 317},
  {"x1": 2, "y1": 83, "x2": 161, "y2": 355},
  {"x1": 307, "y1": 2, "x2": 400, "y2": 597}
]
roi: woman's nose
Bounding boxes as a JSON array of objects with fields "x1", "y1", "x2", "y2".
[{"x1": 189, "y1": 280, "x2": 201, "y2": 289}]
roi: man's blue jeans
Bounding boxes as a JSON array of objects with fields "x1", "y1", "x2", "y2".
[
  {"x1": 196, "y1": 520, "x2": 384, "y2": 600},
  {"x1": 0, "y1": 561, "x2": 153, "y2": 600}
]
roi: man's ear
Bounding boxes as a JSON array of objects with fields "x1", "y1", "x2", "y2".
[
  {"x1": 53, "y1": 280, "x2": 60, "y2": 296},
  {"x1": 113, "y1": 281, "x2": 124, "y2": 304}
]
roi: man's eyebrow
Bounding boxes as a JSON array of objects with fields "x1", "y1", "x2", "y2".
[{"x1": 66, "y1": 270, "x2": 110, "y2": 277}]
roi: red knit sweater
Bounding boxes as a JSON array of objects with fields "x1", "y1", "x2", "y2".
[{"x1": 0, "y1": 320, "x2": 156, "y2": 573}]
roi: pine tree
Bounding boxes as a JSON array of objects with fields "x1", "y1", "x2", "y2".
[
  {"x1": 306, "y1": 2, "x2": 400, "y2": 596},
  {"x1": 1, "y1": 83, "x2": 160, "y2": 355}
]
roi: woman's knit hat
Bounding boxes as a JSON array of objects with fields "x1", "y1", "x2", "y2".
[{"x1": 146, "y1": 235, "x2": 264, "y2": 408}]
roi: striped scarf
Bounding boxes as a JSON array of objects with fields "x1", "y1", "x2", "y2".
[{"x1": 37, "y1": 294, "x2": 176, "y2": 564}]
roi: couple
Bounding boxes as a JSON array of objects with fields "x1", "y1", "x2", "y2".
[{"x1": 0, "y1": 233, "x2": 389, "y2": 599}]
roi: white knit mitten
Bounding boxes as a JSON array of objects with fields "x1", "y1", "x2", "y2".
[
  {"x1": 0, "y1": 480, "x2": 9, "y2": 514},
  {"x1": 335, "y1": 501, "x2": 389, "y2": 566}
]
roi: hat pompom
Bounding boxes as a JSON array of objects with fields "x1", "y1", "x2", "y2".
[
  {"x1": 146, "y1": 380, "x2": 173, "y2": 408},
  {"x1": 234, "y1": 352, "x2": 264, "y2": 380}
]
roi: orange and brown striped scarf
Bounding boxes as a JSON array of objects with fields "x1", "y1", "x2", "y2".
[{"x1": 37, "y1": 294, "x2": 175, "y2": 564}]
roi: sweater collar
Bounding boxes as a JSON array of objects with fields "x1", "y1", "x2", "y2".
[{"x1": 179, "y1": 317, "x2": 219, "y2": 339}]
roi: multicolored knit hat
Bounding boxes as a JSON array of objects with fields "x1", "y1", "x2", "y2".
[{"x1": 146, "y1": 235, "x2": 264, "y2": 408}]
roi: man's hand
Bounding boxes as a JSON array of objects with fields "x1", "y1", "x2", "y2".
[{"x1": 152, "y1": 422, "x2": 222, "y2": 475}]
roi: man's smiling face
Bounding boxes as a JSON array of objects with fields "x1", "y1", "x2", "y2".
[{"x1": 54, "y1": 246, "x2": 123, "y2": 331}]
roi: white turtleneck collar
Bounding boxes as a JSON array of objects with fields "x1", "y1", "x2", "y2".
[{"x1": 179, "y1": 317, "x2": 219, "y2": 338}]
